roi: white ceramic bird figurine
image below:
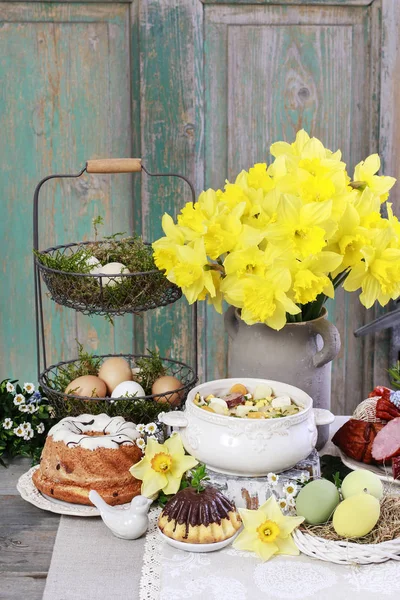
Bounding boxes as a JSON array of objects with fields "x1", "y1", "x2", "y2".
[{"x1": 89, "y1": 490, "x2": 152, "y2": 540}]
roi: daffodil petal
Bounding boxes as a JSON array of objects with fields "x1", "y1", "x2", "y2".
[
  {"x1": 276, "y1": 515, "x2": 305, "y2": 538},
  {"x1": 238, "y1": 508, "x2": 265, "y2": 531},
  {"x1": 275, "y1": 534, "x2": 300, "y2": 556},
  {"x1": 161, "y1": 475, "x2": 182, "y2": 496},
  {"x1": 129, "y1": 456, "x2": 151, "y2": 480},
  {"x1": 141, "y1": 472, "x2": 167, "y2": 498},
  {"x1": 164, "y1": 433, "x2": 185, "y2": 457},
  {"x1": 145, "y1": 437, "x2": 166, "y2": 460},
  {"x1": 255, "y1": 540, "x2": 279, "y2": 562},
  {"x1": 170, "y1": 454, "x2": 198, "y2": 480},
  {"x1": 232, "y1": 530, "x2": 258, "y2": 552}
]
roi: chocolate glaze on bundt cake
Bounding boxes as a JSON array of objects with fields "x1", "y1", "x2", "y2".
[{"x1": 158, "y1": 486, "x2": 241, "y2": 543}]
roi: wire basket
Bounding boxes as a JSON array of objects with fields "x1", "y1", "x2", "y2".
[
  {"x1": 39, "y1": 353, "x2": 197, "y2": 423},
  {"x1": 33, "y1": 159, "x2": 195, "y2": 316},
  {"x1": 293, "y1": 528, "x2": 400, "y2": 565},
  {"x1": 36, "y1": 241, "x2": 182, "y2": 316}
]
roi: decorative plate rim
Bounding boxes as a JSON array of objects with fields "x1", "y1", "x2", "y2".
[
  {"x1": 157, "y1": 526, "x2": 241, "y2": 553},
  {"x1": 338, "y1": 449, "x2": 400, "y2": 486},
  {"x1": 16, "y1": 465, "x2": 129, "y2": 517}
]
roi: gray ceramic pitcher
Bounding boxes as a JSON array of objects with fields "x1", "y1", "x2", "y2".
[{"x1": 224, "y1": 306, "x2": 341, "y2": 449}]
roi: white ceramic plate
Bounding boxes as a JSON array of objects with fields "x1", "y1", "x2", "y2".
[
  {"x1": 338, "y1": 449, "x2": 400, "y2": 487},
  {"x1": 16, "y1": 466, "x2": 130, "y2": 517},
  {"x1": 158, "y1": 527, "x2": 241, "y2": 553}
]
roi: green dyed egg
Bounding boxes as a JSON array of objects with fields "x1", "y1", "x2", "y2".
[
  {"x1": 341, "y1": 470, "x2": 383, "y2": 500},
  {"x1": 295, "y1": 479, "x2": 340, "y2": 524},
  {"x1": 333, "y1": 493, "x2": 380, "y2": 538}
]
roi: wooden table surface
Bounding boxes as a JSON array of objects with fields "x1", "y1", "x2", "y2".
[{"x1": 0, "y1": 458, "x2": 59, "y2": 600}]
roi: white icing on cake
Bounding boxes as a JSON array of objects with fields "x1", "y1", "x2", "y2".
[{"x1": 48, "y1": 414, "x2": 141, "y2": 450}]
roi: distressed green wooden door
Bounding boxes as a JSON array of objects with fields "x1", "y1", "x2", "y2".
[
  {"x1": 0, "y1": 0, "x2": 397, "y2": 416},
  {"x1": 0, "y1": 3, "x2": 133, "y2": 381}
]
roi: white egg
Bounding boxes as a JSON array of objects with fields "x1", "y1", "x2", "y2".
[
  {"x1": 253, "y1": 384, "x2": 273, "y2": 400},
  {"x1": 208, "y1": 397, "x2": 228, "y2": 415},
  {"x1": 271, "y1": 395, "x2": 292, "y2": 409},
  {"x1": 91, "y1": 262, "x2": 130, "y2": 287},
  {"x1": 111, "y1": 380, "x2": 146, "y2": 399},
  {"x1": 236, "y1": 405, "x2": 251, "y2": 418},
  {"x1": 86, "y1": 256, "x2": 101, "y2": 270}
]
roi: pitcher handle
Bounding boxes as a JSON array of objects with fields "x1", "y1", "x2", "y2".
[
  {"x1": 311, "y1": 318, "x2": 341, "y2": 368},
  {"x1": 224, "y1": 306, "x2": 239, "y2": 339}
]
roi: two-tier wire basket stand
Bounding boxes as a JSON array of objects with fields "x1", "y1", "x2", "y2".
[{"x1": 33, "y1": 158, "x2": 198, "y2": 423}]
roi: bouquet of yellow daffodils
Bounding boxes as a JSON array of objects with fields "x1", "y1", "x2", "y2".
[{"x1": 153, "y1": 130, "x2": 399, "y2": 330}]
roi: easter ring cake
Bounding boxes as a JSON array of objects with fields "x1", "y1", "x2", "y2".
[{"x1": 32, "y1": 414, "x2": 143, "y2": 506}]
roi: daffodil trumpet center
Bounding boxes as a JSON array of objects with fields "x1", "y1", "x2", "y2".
[
  {"x1": 257, "y1": 520, "x2": 281, "y2": 544},
  {"x1": 151, "y1": 452, "x2": 172, "y2": 473}
]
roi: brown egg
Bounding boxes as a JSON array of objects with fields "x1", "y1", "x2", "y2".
[
  {"x1": 98, "y1": 357, "x2": 133, "y2": 395},
  {"x1": 152, "y1": 376, "x2": 184, "y2": 407},
  {"x1": 65, "y1": 375, "x2": 107, "y2": 398}
]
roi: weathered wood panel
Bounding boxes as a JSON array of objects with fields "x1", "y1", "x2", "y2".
[
  {"x1": 204, "y1": 3, "x2": 381, "y2": 414},
  {"x1": 0, "y1": 4, "x2": 133, "y2": 382},
  {"x1": 0, "y1": 458, "x2": 59, "y2": 600},
  {"x1": 134, "y1": 0, "x2": 204, "y2": 374}
]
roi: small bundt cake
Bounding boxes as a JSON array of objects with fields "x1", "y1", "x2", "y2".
[
  {"x1": 33, "y1": 414, "x2": 143, "y2": 506},
  {"x1": 158, "y1": 485, "x2": 241, "y2": 543}
]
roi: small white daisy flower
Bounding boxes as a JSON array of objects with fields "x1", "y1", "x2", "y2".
[
  {"x1": 13, "y1": 394, "x2": 25, "y2": 406},
  {"x1": 300, "y1": 472, "x2": 310, "y2": 484},
  {"x1": 278, "y1": 497, "x2": 288, "y2": 510},
  {"x1": 27, "y1": 403, "x2": 39, "y2": 414},
  {"x1": 136, "y1": 438, "x2": 146, "y2": 450},
  {"x1": 13, "y1": 425, "x2": 25, "y2": 437},
  {"x1": 21, "y1": 422, "x2": 32, "y2": 432},
  {"x1": 23, "y1": 382, "x2": 35, "y2": 394},
  {"x1": 49, "y1": 407, "x2": 56, "y2": 417},
  {"x1": 267, "y1": 472, "x2": 279, "y2": 486},
  {"x1": 19, "y1": 404, "x2": 29, "y2": 413},
  {"x1": 286, "y1": 496, "x2": 296, "y2": 509},
  {"x1": 283, "y1": 482, "x2": 298, "y2": 497},
  {"x1": 23, "y1": 429, "x2": 34, "y2": 441},
  {"x1": 6, "y1": 381, "x2": 15, "y2": 394},
  {"x1": 2, "y1": 418, "x2": 13, "y2": 430},
  {"x1": 36, "y1": 423, "x2": 45, "y2": 434},
  {"x1": 136, "y1": 424, "x2": 146, "y2": 434},
  {"x1": 145, "y1": 422, "x2": 158, "y2": 434}
]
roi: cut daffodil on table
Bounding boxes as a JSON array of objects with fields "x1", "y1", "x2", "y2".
[
  {"x1": 129, "y1": 433, "x2": 198, "y2": 498},
  {"x1": 153, "y1": 130, "x2": 399, "y2": 328},
  {"x1": 233, "y1": 496, "x2": 304, "y2": 561}
]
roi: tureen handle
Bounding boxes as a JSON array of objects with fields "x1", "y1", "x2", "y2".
[
  {"x1": 158, "y1": 411, "x2": 188, "y2": 429},
  {"x1": 313, "y1": 408, "x2": 335, "y2": 426}
]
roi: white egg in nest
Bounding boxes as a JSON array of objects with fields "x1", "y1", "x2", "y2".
[
  {"x1": 91, "y1": 262, "x2": 130, "y2": 287},
  {"x1": 111, "y1": 380, "x2": 146, "y2": 399},
  {"x1": 86, "y1": 256, "x2": 101, "y2": 270}
]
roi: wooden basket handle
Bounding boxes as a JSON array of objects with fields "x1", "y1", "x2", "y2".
[{"x1": 86, "y1": 158, "x2": 142, "y2": 173}]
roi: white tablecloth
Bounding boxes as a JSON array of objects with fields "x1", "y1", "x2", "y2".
[{"x1": 43, "y1": 417, "x2": 400, "y2": 600}]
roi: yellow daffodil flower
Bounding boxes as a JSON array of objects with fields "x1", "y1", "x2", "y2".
[
  {"x1": 344, "y1": 228, "x2": 400, "y2": 308},
  {"x1": 129, "y1": 434, "x2": 198, "y2": 498},
  {"x1": 247, "y1": 163, "x2": 274, "y2": 193},
  {"x1": 153, "y1": 130, "x2": 398, "y2": 327},
  {"x1": 221, "y1": 268, "x2": 300, "y2": 329},
  {"x1": 167, "y1": 239, "x2": 215, "y2": 304},
  {"x1": 152, "y1": 213, "x2": 185, "y2": 272},
  {"x1": 177, "y1": 203, "x2": 207, "y2": 236},
  {"x1": 233, "y1": 496, "x2": 304, "y2": 562},
  {"x1": 292, "y1": 252, "x2": 343, "y2": 304},
  {"x1": 198, "y1": 270, "x2": 224, "y2": 313},
  {"x1": 266, "y1": 195, "x2": 333, "y2": 258},
  {"x1": 353, "y1": 154, "x2": 396, "y2": 202}
]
